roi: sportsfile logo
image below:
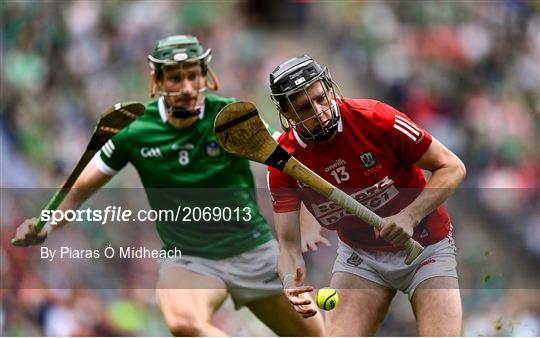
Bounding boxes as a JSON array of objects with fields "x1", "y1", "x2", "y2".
[{"x1": 310, "y1": 176, "x2": 398, "y2": 226}]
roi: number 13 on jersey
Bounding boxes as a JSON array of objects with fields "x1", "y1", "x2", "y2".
[{"x1": 330, "y1": 166, "x2": 350, "y2": 184}]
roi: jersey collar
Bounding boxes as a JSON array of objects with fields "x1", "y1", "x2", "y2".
[{"x1": 158, "y1": 96, "x2": 205, "y2": 123}]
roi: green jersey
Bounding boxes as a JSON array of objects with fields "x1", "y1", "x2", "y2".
[{"x1": 97, "y1": 94, "x2": 273, "y2": 259}]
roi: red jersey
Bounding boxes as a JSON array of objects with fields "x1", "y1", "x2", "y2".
[{"x1": 268, "y1": 98, "x2": 451, "y2": 251}]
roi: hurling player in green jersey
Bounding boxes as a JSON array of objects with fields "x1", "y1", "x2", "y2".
[{"x1": 14, "y1": 35, "x2": 325, "y2": 336}]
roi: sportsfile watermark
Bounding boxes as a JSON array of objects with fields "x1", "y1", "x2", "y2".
[
  {"x1": 40, "y1": 205, "x2": 254, "y2": 225},
  {"x1": 2, "y1": 188, "x2": 538, "y2": 290}
]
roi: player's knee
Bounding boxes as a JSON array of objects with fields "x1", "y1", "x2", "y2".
[
  {"x1": 164, "y1": 311, "x2": 206, "y2": 337},
  {"x1": 326, "y1": 298, "x2": 389, "y2": 336},
  {"x1": 415, "y1": 294, "x2": 462, "y2": 336}
]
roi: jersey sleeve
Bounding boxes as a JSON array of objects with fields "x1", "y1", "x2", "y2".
[
  {"x1": 267, "y1": 166, "x2": 301, "y2": 213},
  {"x1": 96, "y1": 128, "x2": 129, "y2": 175},
  {"x1": 371, "y1": 101, "x2": 432, "y2": 165}
]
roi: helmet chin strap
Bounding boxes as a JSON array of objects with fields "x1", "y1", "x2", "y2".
[
  {"x1": 167, "y1": 106, "x2": 201, "y2": 119},
  {"x1": 300, "y1": 123, "x2": 338, "y2": 142},
  {"x1": 160, "y1": 87, "x2": 207, "y2": 119}
]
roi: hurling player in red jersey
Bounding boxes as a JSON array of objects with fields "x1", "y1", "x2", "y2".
[{"x1": 267, "y1": 55, "x2": 466, "y2": 336}]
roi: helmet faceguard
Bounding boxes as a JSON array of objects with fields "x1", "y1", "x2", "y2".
[
  {"x1": 270, "y1": 55, "x2": 342, "y2": 142},
  {"x1": 148, "y1": 35, "x2": 220, "y2": 118}
]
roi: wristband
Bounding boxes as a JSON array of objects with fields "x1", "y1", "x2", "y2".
[{"x1": 282, "y1": 273, "x2": 296, "y2": 289}]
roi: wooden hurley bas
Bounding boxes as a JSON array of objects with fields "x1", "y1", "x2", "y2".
[{"x1": 213, "y1": 101, "x2": 424, "y2": 265}]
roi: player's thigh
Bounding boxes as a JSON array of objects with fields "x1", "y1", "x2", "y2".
[
  {"x1": 411, "y1": 276, "x2": 462, "y2": 336},
  {"x1": 326, "y1": 271, "x2": 396, "y2": 336},
  {"x1": 246, "y1": 293, "x2": 325, "y2": 337},
  {"x1": 156, "y1": 265, "x2": 228, "y2": 327}
]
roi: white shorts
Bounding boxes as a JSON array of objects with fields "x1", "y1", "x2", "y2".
[
  {"x1": 332, "y1": 234, "x2": 457, "y2": 299},
  {"x1": 159, "y1": 240, "x2": 282, "y2": 309}
]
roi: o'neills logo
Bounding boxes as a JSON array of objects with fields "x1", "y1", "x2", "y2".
[
  {"x1": 325, "y1": 159, "x2": 347, "y2": 172},
  {"x1": 415, "y1": 258, "x2": 436, "y2": 272}
]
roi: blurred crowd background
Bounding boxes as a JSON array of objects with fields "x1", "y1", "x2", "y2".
[{"x1": 1, "y1": 0, "x2": 539, "y2": 336}]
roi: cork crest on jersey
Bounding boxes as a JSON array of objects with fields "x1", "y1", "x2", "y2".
[
  {"x1": 358, "y1": 151, "x2": 384, "y2": 176},
  {"x1": 359, "y1": 152, "x2": 376, "y2": 168}
]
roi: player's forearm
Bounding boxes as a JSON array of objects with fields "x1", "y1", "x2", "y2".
[
  {"x1": 47, "y1": 161, "x2": 112, "y2": 231},
  {"x1": 299, "y1": 202, "x2": 322, "y2": 235},
  {"x1": 276, "y1": 232, "x2": 304, "y2": 278},
  {"x1": 277, "y1": 249, "x2": 306, "y2": 288},
  {"x1": 274, "y1": 210, "x2": 305, "y2": 281},
  {"x1": 48, "y1": 189, "x2": 96, "y2": 230},
  {"x1": 404, "y1": 161, "x2": 466, "y2": 225}
]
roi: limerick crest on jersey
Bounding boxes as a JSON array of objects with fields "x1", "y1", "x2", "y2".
[
  {"x1": 359, "y1": 152, "x2": 377, "y2": 168},
  {"x1": 206, "y1": 141, "x2": 221, "y2": 157}
]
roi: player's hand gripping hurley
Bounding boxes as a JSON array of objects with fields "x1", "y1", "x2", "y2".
[
  {"x1": 11, "y1": 102, "x2": 145, "y2": 246},
  {"x1": 214, "y1": 101, "x2": 423, "y2": 265}
]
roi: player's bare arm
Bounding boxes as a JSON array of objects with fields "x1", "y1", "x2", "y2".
[
  {"x1": 274, "y1": 210, "x2": 318, "y2": 318},
  {"x1": 300, "y1": 202, "x2": 330, "y2": 252},
  {"x1": 13, "y1": 160, "x2": 112, "y2": 246},
  {"x1": 378, "y1": 138, "x2": 466, "y2": 246}
]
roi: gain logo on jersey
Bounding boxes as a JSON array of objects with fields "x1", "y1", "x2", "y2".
[
  {"x1": 359, "y1": 152, "x2": 377, "y2": 168},
  {"x1": 141, "y1": 147, "x2": 162, "y2": 158},
  {"x1": 206, "y1": 141, "x2": 220, "y2": 157}
]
